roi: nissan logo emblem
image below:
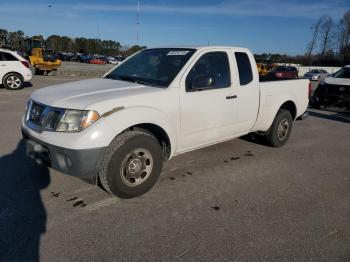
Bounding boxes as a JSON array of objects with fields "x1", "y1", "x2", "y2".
[{"x1": 31, "y1": 107, "x2": 41, "y2": 120}]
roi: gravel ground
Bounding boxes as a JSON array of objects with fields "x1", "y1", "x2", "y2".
[
  {"x1": 0, "y1": 75, "x2": 349, "y2": 262},
  {"x1": 57, "y1": 61, "x2": 115, "y2": 77}
]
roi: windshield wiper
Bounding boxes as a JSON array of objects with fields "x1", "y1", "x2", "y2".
[
  {"x1": 114, "y1": 75, "x2": 165, "y2": 88},
  {"x1": 119, "y1": 75, "x2": 149, "y2": 85},
  {"x1": 104, "y1": 75, "x2": 120, "y2": 80}
]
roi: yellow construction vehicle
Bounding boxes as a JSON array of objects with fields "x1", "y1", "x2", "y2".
[
  {"x1": 256, "y1": 58, "x2": 277, "y2": 76},
  {"x1": 25, "y1": 38, "x2": 61, "y2": 75},
  {"x1": 257, "y1": 63, "x2": 269, "y2": 76}
]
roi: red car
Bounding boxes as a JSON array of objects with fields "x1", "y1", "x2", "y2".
[
  {"x1": 89, "y1": 58, "x2": 106, "y2": 65},
  {"x1": 268, "y1": 66, "x2": 298, "y2": 79}
]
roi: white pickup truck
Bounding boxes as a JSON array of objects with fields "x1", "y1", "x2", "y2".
[{"x1": 22, "y1": 46, "x2": 309, "y2": 198}]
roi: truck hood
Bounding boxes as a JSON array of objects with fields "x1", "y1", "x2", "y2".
[
  {"x1": 324, "y1": 77, "x2": 350, "y2": 86},
  {"x1": 30, "y1": 78, "x2": 164, "y2": 112}
]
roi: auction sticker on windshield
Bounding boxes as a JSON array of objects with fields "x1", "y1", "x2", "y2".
[{"x1": 167, "y1": 51, "x2": 190, "y2": 56}]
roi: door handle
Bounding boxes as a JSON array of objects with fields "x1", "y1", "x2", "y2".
[
  {"x1": 0, "y1": 65, "x2": 6, "y2": 66},
  {"x1": 226, "y1": 95, "x2": 237, "y2": 99}
]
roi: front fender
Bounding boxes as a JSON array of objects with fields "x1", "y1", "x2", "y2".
[
  {"x1": 102, "y1": 105, "x2": 178, "y2": 156},
  {"x1": 21, "y1": 106, "x2": 177, "y2": 157}
]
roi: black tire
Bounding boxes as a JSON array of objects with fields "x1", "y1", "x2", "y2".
[
  {"x1": 312, "y1": 83, "x2": 331, "y2": 109},
  {"x1": 35, "y1": 69, "x2": 44, "y2": 75},
  {"x1": 2, "y1": 73, "x2": 24, "y2": 90},
  {"x1": 313, "y1": 90, "x2": 327, "y2": 109},
  {"x1": 266, "y1": 109, "x2": 293, "y2": 147},
  {"x1": 98, "y1": 130, "x2": 163, "y2": 198}
]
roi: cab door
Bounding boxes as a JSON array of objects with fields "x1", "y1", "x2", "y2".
[
  {"x1": 230, "y1": 51, "x2": 260, "y2": 134},
  {"x1": 178, "y1": 50, "x2": 239, "y2": 151}
]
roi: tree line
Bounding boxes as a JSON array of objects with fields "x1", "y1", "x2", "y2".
[
  {"x1": 0, "y1": 29, "x2": 146, "y2": 57},
  {"x1": 255, "y1": 10, "x2": 350, "y2": 66},
  {"x1": 304, "y1": 10, "x2": 350, "y2": 66}
]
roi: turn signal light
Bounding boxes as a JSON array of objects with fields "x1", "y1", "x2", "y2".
[{"x1": 80, "y1": 111, "x2": 101, "y2": 129}]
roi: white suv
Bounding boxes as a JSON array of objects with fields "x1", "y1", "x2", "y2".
[{"x1": 0, "y1": 48, "x2": 32, "y2": 90}]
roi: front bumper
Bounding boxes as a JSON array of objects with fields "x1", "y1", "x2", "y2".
[{"x1": 22, "y1": 129, "x2": 106, "y2": 179}]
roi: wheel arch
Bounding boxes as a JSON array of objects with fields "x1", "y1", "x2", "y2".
[
  {"x1": 2, "y1": 71, "x2": 24, "y2": 83},
  {"x1": 279, "y1": 100, "x2": 297, "y2": 120},
  {"x1": 121, "y1": 123, "x2": 172, "y2": 161}
]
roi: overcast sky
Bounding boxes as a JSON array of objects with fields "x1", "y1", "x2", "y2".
[{"x1": 1, "y1": 0, "x2": 349, "y2": 55}]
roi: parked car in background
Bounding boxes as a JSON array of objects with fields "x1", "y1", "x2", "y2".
[
  {"x1": 78, "y1": 54, "x2": 93, "y2": 63},
  {"x1": 115, "y1": 56, "x2": 126, "y2": 62},
  {"x1": 0, "y1": 48, "x2": 32, "y2": 90},
  {"x1": 303, "y1": 69, "x2": 329, "y2": 81},
  {"x1": 22, "y1": 46, "x2": 309, "y2": 198},
  {"x1": 57, "y1": 52, "x2": 78, "y2": 62},
  {"x1": 89, "y1": 58, "x2": 107, "y2": 65},
  {"x1": 266, "y1": 66, "x2": 298, "y2": 80},
  {"x1": 106, "y1": 56, "x2": 120, "y2": 65},
  {"x1": 313, "y1": 65, "x2": 350, "y2": 109}
]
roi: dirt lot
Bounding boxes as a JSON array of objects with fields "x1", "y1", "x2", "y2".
[{"x1": 1, "y1": 75, "x2": 350, "y2": 261}]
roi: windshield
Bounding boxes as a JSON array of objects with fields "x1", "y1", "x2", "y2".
[
  {"x1": 310, "y1": 70, "x2": 320, "y2": 73},
  {"x1": 105, "y1": 48, "x2": 196, "y2": 87},
  {"x1": 333, "y1": 67, "x2": 350, "y2": 79}
]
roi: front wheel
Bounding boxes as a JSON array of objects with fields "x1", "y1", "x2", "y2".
[
  {"x1": 3, "y1": 73, "x2": 24, "y2": 90},
  {"x1": 266, "y1": 109, "x2": 293, "y2": 147},
  {"x1": 98, "y1": 130, "x2": 163, "y2": 198}
]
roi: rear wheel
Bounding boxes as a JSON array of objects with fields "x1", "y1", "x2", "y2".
[
  {"x1": 266, "y1": 109, "x2": 293, "y2": 147},
  {"x1": 98, "y1": 130, "x2": 163, "y2": 198},
  {"x1": 3, "y1": 73, "x2": 24, "y2": 90}
]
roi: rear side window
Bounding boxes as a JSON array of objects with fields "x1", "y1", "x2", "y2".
[
  {"x1": 235, "y1": 52, "x2": 253, "y2": 85},
  {"x1": 2, "y1": 52, "x2": 18, "y2": 61}
]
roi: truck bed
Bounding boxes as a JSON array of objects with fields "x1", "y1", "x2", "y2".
[{"x1": 252, "y1": 78, "x2": 309, "y2": 132}]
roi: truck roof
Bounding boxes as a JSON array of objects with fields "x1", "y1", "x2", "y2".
[{"x1": 148, "y1": 46, "x2": 251, "y2": 52}]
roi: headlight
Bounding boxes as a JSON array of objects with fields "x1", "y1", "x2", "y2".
[{"x1": 56, "y1": 110, "x2": 100, "y2": 132}]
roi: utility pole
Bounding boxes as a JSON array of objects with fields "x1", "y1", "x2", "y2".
[{"x1": 136, "y1": 0, "x2": 140, "y2": 44}]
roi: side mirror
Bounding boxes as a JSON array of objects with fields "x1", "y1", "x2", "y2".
[{"x1": 191, "y1": 75, "x2": 215, "y2": 90}]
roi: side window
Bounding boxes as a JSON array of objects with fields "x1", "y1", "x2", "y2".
[
  {"x1": 2, "y1": 52, "x2": 18, "y2": 61},
  {"x1": 235, "y1": 52, "x2": 253, "y2": 85},
  {"x1": 0, "y1": 52, "x2": 3, "y2": 61},
  {"x1": 186, "y1": 52, "x2": 230, "y2": 91}
]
